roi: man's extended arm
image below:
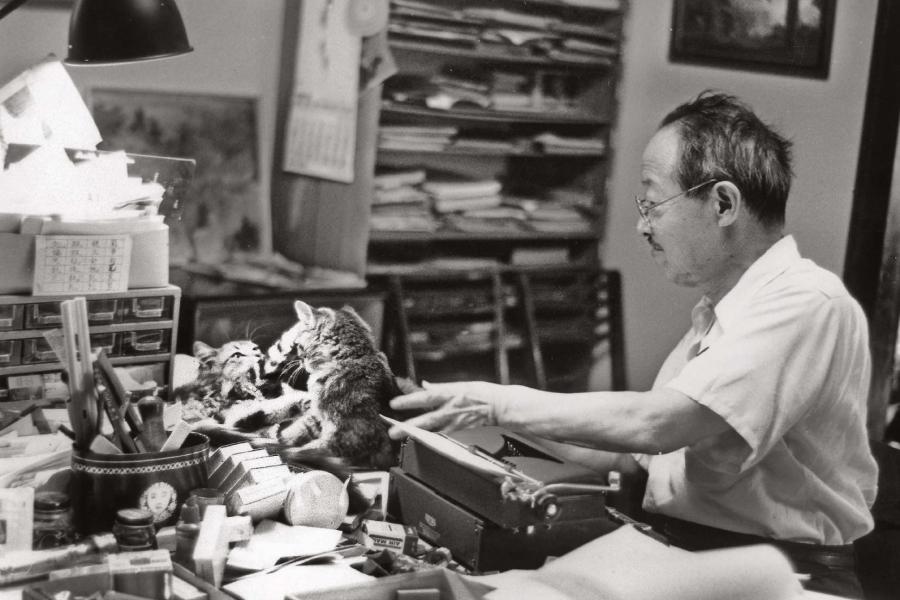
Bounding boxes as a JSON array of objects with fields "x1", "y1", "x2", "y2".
[{"x1": 389, "y1": 381, "x2": 731, "y2": 455}]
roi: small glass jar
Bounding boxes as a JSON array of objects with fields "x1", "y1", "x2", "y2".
[
  {"x1": 112, "y1": 508, "x2": 158, "y2": 551},
  {"x1": 33, "y1": 491, "x2": 76, "y2": 549},
  {"x1": 174, "y1": 522, "x2": 200, "y2": 568}
]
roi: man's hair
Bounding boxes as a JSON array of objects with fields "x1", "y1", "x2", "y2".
[{"x1": 660, "y1": 91, "x2": 793, "y2": 227}]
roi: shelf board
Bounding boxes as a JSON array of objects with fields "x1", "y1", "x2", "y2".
[
  {"x1": 0, "y1": 321, "x2": 175, "y2": 340},
  {"x1": 377, "y1": 146, "x2": 605, "y2": 158},
  {"x1": 367, "y1": 262, "x2": 600, "y2": 279},
  {"x1": 389, "y1": 38, "x2": 615, "y2": 71},
  {"x1": 368, "y1": 228, "x2": 598, "y2": 243},
  {"x1": 381, "y1": 101, "x2": 608, "y2": 126}
]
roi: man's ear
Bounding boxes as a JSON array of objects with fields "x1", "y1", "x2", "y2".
[{"x1": 712, "y1": 181, "x2": 741, "y2": 226}]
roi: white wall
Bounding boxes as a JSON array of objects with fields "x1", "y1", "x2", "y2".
[
  {"x1": 605, "y1": 0, "x2": 879, "y2": 390},
  {"x1": 0, "y1": 0, "x2": 285, "y2": 251}
]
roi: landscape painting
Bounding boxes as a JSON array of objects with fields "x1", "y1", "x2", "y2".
[
  {"x1": 670, "y1": 0, "x2": 835, "y2": 79},
  {"x1": 91, "y1": 89, "x2": 265, "y2": 264}
]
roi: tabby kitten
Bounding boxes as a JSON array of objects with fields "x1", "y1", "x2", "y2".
[
  {"x1": 264, "y1": 300, "x2": 399, "y2": 470},
  {"x1": 174, "y1": 340, "x2": 308, "y2": 435},
  {"x1": 173, "y1": 301, "x2": 400, "y2": 470}
]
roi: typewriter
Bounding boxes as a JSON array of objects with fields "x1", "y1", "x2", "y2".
[{"x1": 391, "y1": 426, "x2": 630, "y2": 572}]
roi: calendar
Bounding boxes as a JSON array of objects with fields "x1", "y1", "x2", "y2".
[{"x1": 33, "y1": 234, "x2": 132, "y2": 295}]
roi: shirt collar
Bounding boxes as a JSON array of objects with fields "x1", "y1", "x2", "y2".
[{"x1": 704, "y1": 235, "x2": 801, "y2": 331}]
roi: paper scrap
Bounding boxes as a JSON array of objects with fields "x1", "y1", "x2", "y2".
[
  {"x1": 225, "y1": 519, "x2": 344, "y2": 571},
  {"x1": 32, "y1": 234, "x2": 131, "y2": 295},
  {"x1": 0, "y1": 59, "x2": 101, "y2": 154}
]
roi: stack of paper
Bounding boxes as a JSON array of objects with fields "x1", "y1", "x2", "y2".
[
  {"x1": 533, "y1": 132, "x2": 607, "y2": 156},
  {"x1": 378, "y1": 125, "x2": 457, "y2": 152},
  {"x1": 370, "y1": 167, "x2": 437, "y2": 233},
  {"x1": 423, "y1": 176, "x2": 503, "y2": 214}
]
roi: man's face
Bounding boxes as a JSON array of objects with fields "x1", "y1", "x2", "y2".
[{"x1": 637, "y1": 126, "x2": 722, "y2": 289}]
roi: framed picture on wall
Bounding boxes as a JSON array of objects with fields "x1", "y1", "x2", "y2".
[
  {"x1": 90, "y1": 88, "x2": 267, "y2": 266},
  {"x1": 669, "y1": 0, "x2": 836, "y2": 79}
]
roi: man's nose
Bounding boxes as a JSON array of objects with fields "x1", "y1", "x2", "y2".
[{"x1": 636, "y1": 215, "x2": 650, "y2": 235}]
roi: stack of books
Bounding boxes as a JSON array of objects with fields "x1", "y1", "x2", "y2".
[
  {"x1": 532, "y1": 132, "x2": 607, "y2": 155},
  {"x1": 377, "y1": 125, "x2": 458, "y2": 152},
  {"x1": 370, "y1": 167, "x2": 436, "y2": 233},
  {"x1": 503, "y1": 194, "x2": 596, "y2": 234},
  {"x1": 423, "y1": 175, "x2": 503, "y2": 214}
]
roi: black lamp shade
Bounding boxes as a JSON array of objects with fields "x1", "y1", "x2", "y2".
[{"x1": 65, "y1": 0, "x2": 193, "y2": 65}]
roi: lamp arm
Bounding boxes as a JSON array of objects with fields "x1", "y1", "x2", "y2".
[{"x1": 0, "y1": 0, "x2": 32, "y2": 21}]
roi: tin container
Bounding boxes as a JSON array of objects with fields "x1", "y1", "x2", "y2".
[{"x1": 71, "y1": 432, "x2": 209, "y2": 534}]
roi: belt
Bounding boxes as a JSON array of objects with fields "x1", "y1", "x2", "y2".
[{"x1": 658, "y1": 515, "x2": 857, "y2": 570}]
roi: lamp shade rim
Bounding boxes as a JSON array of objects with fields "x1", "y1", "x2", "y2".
[{"x1": 64, "y1": 46, "x2": 194, "y2": 66}]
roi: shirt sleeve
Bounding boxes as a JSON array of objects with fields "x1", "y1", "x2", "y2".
[{"x1": 665, "y1": 286, "x2": 855, "y2": 473}]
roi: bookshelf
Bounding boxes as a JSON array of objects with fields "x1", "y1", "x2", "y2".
[
  {"x1": 365, "y1": 0, "x2": 626, "y2": 391},
  {"x1": 367, "y1": 0, "x2": 623, "y2": 270},
  {"x1": 268, "y1": 0, "x2": 627, "y2": 391}
]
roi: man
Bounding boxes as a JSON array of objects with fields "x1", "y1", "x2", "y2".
[{"x1": 389, "y1": 92, "x2": 878, "y2": 598}]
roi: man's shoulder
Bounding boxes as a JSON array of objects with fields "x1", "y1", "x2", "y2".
[
  {"x1": 773, "y1": 258, "x2": 850, "y2": 299},
  {"x1": 742, "y1": 260, "x2": 868, "y2": 336}
]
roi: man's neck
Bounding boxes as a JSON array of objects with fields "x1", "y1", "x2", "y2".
[{"x1": 703, "y1": 229, "x2": 785, "y2": 305}]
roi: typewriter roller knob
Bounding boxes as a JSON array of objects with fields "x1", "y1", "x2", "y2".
[{"x1": 533, "y1": 493, "x2": 561, "y2": 522}]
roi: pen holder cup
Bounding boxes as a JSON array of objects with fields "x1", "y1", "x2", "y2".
[{"x1": 70, "y1": 432, "x2": 210, "y2": 534}]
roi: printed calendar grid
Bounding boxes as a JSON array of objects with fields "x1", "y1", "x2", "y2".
[{"x1": 33, "y1": 235, "x2": 132, "y2": 296}]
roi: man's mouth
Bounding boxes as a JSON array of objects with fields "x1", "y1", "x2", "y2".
[{"x1": 645, "y1": 235, "x2": 663, "y2": 252}]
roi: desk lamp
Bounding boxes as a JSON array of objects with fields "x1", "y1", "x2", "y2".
[{"x1": 0, "y1": 0, "x2": 193, "y2": 65}]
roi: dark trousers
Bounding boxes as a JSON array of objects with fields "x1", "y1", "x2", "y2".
[{"x1": 655, "y1": 515, "x2": 864, "y2": 599}]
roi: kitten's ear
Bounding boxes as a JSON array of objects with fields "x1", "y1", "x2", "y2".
[
  {"x1": 293, "y1": 300, "x2": 315, "y2": 324},
  {"x1": 193, "y1": 341, "x2": 216, "y2": 362},
  {"x1": 341, "y1": 305, "x2": 371, "y2": 332}
]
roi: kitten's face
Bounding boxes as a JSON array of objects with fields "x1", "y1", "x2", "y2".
[
  {"x1": 194, "y1": 340, "x2": 265, "y2": 397},
  {"x1": 264, "y1": 301, "x2": 374, "y2": 377}
]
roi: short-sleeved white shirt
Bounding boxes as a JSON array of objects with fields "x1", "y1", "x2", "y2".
[{"x1": 639, "y1": 235, "x2": 878, "y2": 545}]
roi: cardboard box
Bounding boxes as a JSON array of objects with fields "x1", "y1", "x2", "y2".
[
  {"x1": 284, "y1": 568, "x2": 493, "y2": 600},
  {"x1": 358, "y1": 519, "x2": 418, "y2": 555},
  {"x1": 0, "y1": 228, "x2": 169, "y2": 294}
]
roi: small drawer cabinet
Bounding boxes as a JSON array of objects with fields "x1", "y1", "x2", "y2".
[{"x1": 0, "y1": 286, "x2": 180, "y2": 404}]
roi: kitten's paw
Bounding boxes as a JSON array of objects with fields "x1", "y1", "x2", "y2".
[{"x1": 188, "y1": 417, "x2": 221, "y2": 430}]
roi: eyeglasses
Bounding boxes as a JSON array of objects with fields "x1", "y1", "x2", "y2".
[{"x1": 634, "y1": 179, "x2": 718, "y2": 225}]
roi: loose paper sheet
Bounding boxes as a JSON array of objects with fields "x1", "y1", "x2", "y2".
[
  {"x1": 0, "y1": 59, "x2": 101, "y2": 156},
  {"x1": 282, "y1": 0, "x2": 361, "y2": 183},
  {"x1": 224, "y1": 564, "x2": 372, "y2": 600},
  {"x1": 33, "y1": 234, "x2": 131, "y2": 295},
  {"x1": 381, "y1": 416, "x2": 522, "y2": 480},
  {"x1": 225, "y1": 519, "x2": 344, "y2": 571},
  {"x1": 478, "y1": 525, "x2": 803, "y2": 600}
]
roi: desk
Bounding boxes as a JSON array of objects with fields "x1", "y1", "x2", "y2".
[{"x1": 170, "y1": 268, "x2": 387, "y2": 354}]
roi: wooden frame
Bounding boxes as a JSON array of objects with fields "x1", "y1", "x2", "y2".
[
  {"x1": 843, "y1": 0, "x2": 900, "y2": 441},
  {"x1": 669, "y1": 0, "x2": 836, "y2": 79}
]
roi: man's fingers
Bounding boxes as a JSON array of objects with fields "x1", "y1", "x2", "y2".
[
  {"x1": 393, "y1": 410, "x2": 454, "y2": 434},
  {"x1": 390, "y1": 390, "x2": 448, "y2": 411}
]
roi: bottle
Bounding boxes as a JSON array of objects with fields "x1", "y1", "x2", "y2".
[
  {"x1": 112, "y1": 508, "x2": 158, "y2": 551},
  {"x1": 174, "y1": 522, "x2": 200, "y2": 569},
  {"x1": 32, "y1": 491, "x2": 76, "y2": 549}
]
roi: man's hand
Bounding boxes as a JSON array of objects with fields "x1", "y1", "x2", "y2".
[{"x1": 388, "y1": 380, "x2": 507, "y2": 438}]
